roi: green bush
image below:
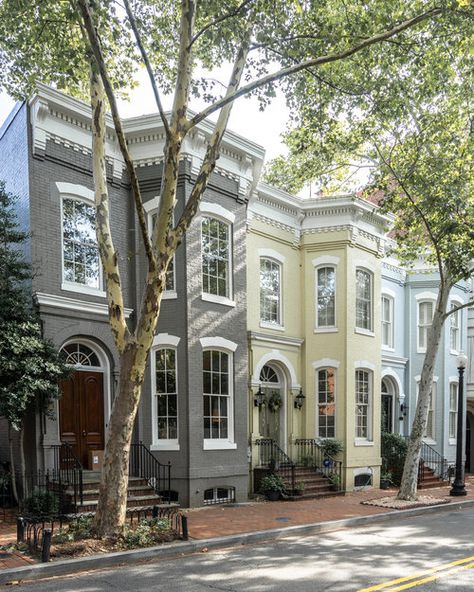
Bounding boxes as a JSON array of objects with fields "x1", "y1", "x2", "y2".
[
  {"x1": 22, "y1": 489, "x2": 59, "y2": 518},
  {"x1": 53, "y1": 514, "x2": 95, "y2": 543},
  {"x1": 319, "y1": 438, "x2": 344, "y2": 458},
  {"x1": 259, "y1": 473, "x2": 286, "y2": 494},
  {"x1": 381, "y1": 432, "x2": 408, "y2": 485},
  {"x1": 121, "y1": 518, "x2": 173, "y2": 549}
]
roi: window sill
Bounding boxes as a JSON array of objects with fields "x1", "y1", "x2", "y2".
[
  {"x1": 203, "y1": 440, "x2": 237, "y2": 450},
  {"x1": 417, "y1": 347, "x2": 427, "y2": 354},
  {"x1": 150, "y1": 442, "x2": 180, "y2": 451},
  {"x1": 450, "y1": 349, "x2": 460, "y2": 356},
  {"x1": 201, "y1": 293, "x2": 236, "y2": 307},
  {"x1": 448, "y1": 438, "x2": 457, "y2": 446},
  {"x1": 260, "y1": 322, "x2": 285, "y2": 332},
  {"x1": 314, "y1": 327, "x2": 338, "y2": 334},
  {"x1": 381, "y1": 345, "x2": 395, "y2": 352},
  {"x1": 61, "y1": 282, "x2": 106, "y2": 298},
  {"x1": 162, "y1": 290, "x2": 178, "y2": 300},
  {"x1": 354, "y1": 439, "x2": 374, "y2": 447},
  {"x1": 422, "y1": 438, "x2": 436, "y2": 445},
  {"x1": 355, "y1": 328, "x2": 375, "y2": 337}
]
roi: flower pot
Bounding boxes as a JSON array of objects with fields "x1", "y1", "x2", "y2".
[
  {"x1": 380, "y1": 479, "x2": 390, "y2": 490},
  {"x1": 266, "y1": 490, "x2": 281, "y2": 501}
]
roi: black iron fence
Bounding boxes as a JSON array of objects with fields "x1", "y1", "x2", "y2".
[
  {"x1": 255, "y1": 438, "x2": 296, "y2": 493},
  {"x1": 294, "y1": 438, "x2": 343, "y2": 491},
  {"x1": 129, "y1": 442, "x2": 171, "y2": 503},
  {"x1": 49, "y1": 442, "x2": 84, "y2": 508},
  {"x1": 402, "y1": 437, "x2": 452, "y2": 484}
]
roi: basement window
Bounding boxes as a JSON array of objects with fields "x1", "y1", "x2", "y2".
[
  {"x1": 354, "y1": 473, "x2": 372, "y2": 488},
  {"x1": 204, "y1": 486, "x2": 235, "y2": 505}
]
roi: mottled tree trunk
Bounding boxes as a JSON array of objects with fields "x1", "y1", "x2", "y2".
[{"x1": 397, "y1": 280, "x2": 451, "y2": 500}]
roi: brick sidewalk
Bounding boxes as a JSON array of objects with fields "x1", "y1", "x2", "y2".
[{"x1": 2, "y1": 480, "x2": 474, "y2": 571}]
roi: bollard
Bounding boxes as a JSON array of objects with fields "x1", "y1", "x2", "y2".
[
  {"x1": 41, "y1": 529, "x2": 52, "y2": 563},
  {"x1": 181, "y1": 515, "x2": 188, "y2": 541},
  {"x1": 16, "y1": 517, "x2": 24, "y2": 543}
]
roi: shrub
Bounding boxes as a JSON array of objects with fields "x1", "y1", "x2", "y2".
[
  {"x1": 121, "y1": 518, "x2": 173, "y2": 549},
  {"x1": 53, "y1": 514, "x2": 95, "y2": 543},
  {"x1": 259, "y1": 473, "x2": 286, "y2": 494},
  {"x1": 319, "y1": 439, "x2": 344, "y2": 458},
  {"x1": 381, "y1": 432, "x2": 408, "y2": 485},
  {"x1": 22, "y1": 489, "x2": 59, "y2": 518}
]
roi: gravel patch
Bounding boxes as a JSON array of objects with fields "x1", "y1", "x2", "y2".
[{"x1": 361, "y1": 495, "x2": 451, "y2": 510}]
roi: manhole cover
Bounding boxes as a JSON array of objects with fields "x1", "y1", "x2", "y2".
[{"x1": 274, "y1": 517, "x2": 290, "y2": 521}]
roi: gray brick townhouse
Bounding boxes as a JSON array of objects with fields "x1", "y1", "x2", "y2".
[{"x1": 0, "y1": 84, "x2": 264, "y2": 507}]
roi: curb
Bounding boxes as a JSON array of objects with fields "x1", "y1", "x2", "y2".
[{"x1": 2, "y1": 498, "x2": 474, "y2": 586}]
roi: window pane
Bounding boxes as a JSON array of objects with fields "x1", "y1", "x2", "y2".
[
  {"x1": 202, "y1": 217, "x2": 230, "y2": 297},
  {"x1": 317, "y1": 267, "x2": 335, "y2": 327},
  {"x1": 356, "y1": 270, "x2": 372, "y2": 330},
  {"x1": 155, "y1": 348, "x2": 178, "y2": 441},
  {"x1": 203, "y1": 350, "x2": 231, "y2": 441},
  {"x1": 260, "y1": 258, "x2": 281, "y2": 325}
]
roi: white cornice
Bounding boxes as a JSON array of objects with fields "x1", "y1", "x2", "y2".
[
  {"x1": 35, "y1": 292, "x2": 133, "y2": 318},
  {"x1": 248, "y1": 331, "x2": 304, "y2": 348}
]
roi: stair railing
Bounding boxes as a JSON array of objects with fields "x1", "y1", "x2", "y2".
[
  {"x1": 255, "y1": 438, "x2": 295, "y2": 493},
  {"x1": 129, "y1": 442, "x2": 171, "y2": 503},
  {"x1": 294, "y1": 438, "x2": 343, "y2": 491},
  {"x1": 402, "y1": 437, "x2": 451, "y2": 483},
  {"x1": 50, "y1": 443, "x2": 83, "y2": 509}
]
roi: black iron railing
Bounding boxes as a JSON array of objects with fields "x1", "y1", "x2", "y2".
[
  {"x1": 294, "y1": 438, "x2": 343, "y2": 491},
  {"x1": 418, "y1": 440, "x2": 451, "y2": 483},
  {"x1": 129, "y1": 442, "x2": 171, "y2": 503},
  {"x1": 255, "y1": 438, "x2": 296, "y2": 493},
  {"x1": 50, "y1": 442, "x2": 84, "y2": 509}
]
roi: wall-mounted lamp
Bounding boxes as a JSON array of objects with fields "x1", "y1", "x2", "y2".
[
  {"x1": 254, "y1": 385, "x2": 265, "y2": 407},
  {"x1": 399, "y1": 402, "x2": 408, "y2": 421},
  {"x1": 294, "y1": 387, "x2": 305, "y2": 410}
]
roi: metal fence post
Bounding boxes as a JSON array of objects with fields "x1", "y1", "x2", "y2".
[
  {"x1": 16, "y1": 517, "x2": 24, "y2": 543},
  {"x1": 41, "y1": 529, "x2": 52, "y2": 563},
  {"x1": 181, "y1": 515, "x2": 188, "y2": 541}
]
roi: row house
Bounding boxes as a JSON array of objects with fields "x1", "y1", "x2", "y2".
[{"x1": 0, "y1": 84, "x2": 470, "y2": 505}]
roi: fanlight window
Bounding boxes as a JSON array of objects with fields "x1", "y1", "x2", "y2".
[
  {"x1": 61, "y1": 343, "x2": 100, "y2": 367},
  {"x1": 260, "y1": 366, "x2": 279, "y2": 383}
]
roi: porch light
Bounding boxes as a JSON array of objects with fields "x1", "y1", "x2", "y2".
[
  {"x1": 294, "y1": 387, "x2": 305, "y2": 410},
  {"x1": 254, "y1": 385, "x2": 265, "y2": 407}
]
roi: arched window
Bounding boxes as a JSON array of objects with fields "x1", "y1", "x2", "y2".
[{"x1": 61, "y1": 342, "x2": 100, "y2": 367}]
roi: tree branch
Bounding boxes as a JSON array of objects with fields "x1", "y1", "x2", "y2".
[
  {"x1": 76, "y1": 0, "x2": 156, "y2": 272},
  {"x1": 188, "y1": 7, "x2": 442, "y2": 129},
  {"x1": 123, "y1": 0, "x2": 170, "y2": 137},
  {"x1": 442, "y1": 299, "x2": 474, "y2": 322},
  {"x1": 189, "y1": 0, "x2": 254, "y2": 49}
]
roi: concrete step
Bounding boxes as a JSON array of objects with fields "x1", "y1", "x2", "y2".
[
  {"x1": 76, "y1": 494, "x2": 165, "y2": 513},
  {"x1": 286, "y1": 490, "x2": 345, "y2": 501}
]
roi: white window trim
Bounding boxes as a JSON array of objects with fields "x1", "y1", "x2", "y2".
[
  {"x1": 417, "y1": 298, "x2": 436, "y2": 353},
  {"x1": 313, "y1": 358, "x2": 340, "y2": 370},
  {"x1": 151, "y1": 335, "x2": 181, "y2": 450},
  {"x1": 355, "y1": 267, "x2": 373, "y2": 333},
  {"x1": 381, "y1": 294, "x2": 394, "y2": 351},
  {"x1": 201, "y1": 215, "x2": 233, "y2": 302},
  {"x1": 202, "y1": 342, "x2": 236, "y2": 450},
  {"x1": 315, "y1": 367, "x2": 337, "y2": 439},
  {"x1": 354, "y1": 367, "x2": 374, "y2": 444},
  {"x1": 59, "y1": 191, "x2": 105, "y2": 297},
  {"x1": 415, "y1": 376, "x2": 437, "y2": 444},
  {"x1": 259, "y1": 256, "x2": 284, "y2": 329},
  {"x1": 258, "y1": 248, "x2": 286, "y2": 264},
  {"x1": 312, "y1": 255, "x2": 340, "y2": 268},
  {"x1": 315, "y1": 265, "x2": 337, "y2": 330},
  {"x1": 448, "y1": 379, "x2": 459, "y2": 444},
  {"x1": 448, "y1": 298, "x2": 463, "y2": 355}
]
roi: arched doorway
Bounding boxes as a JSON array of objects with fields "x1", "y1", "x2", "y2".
[
  {"x1": 59, "y1": 341, "x2": 108, "y2": 468},
  {"x1": 381, "y1": 378, "x2": 395, "y2": 434},
  {"x1": 259, "y1": 364, "x2": 286, "y2": 448}
]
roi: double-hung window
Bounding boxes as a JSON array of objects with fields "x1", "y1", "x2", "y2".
[
  {"x1": 355, "y1": 369, "x2": 371, "y2": 439},
  {"x1": 381, "y1": 295, "x2": 394, "y2": 348},
  {"x1": 418, "y1": 301, "x2": 434, "y2": 351},
  {"x1": 62, "y1": 198, "x2": 100, "y2": 290},
  {"x1": 154, "y1": 348, "x2": 178, "y2": 445},
  {"x1": 316, "y1": 267, "x2": 336, "y2": 328},
  {"x1": 150, "y1": 212, "x2": 175, "y2": 292},
  {"x1": 203, "y1": 350, "x2": 233, "y2": 443},
  {"x1": 355, "y1": 269, "x2": 372, "y2": 331},
  {"x1": 202, "y1": 217, "x2": 231, "y2": 299},
  {"x1": 450, "y1": 303, "x2": 460, "y2": 353},
  {"x1": 449, "y1": 382, "x2": 458, "y2": 440},
  {"x1": 317, "y1": 368, "x2": 336, "y2": 438},
  {"x1": 260, "y1": 258, "x2": 282, "y2": 326}
]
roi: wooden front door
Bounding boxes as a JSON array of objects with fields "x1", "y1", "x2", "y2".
[{"x1": 59, "y1": 370, "x2": 105, "y2": 469}]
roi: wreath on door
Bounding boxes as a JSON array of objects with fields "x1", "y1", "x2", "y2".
[{"x1": 268, "y1": 392, "x2": 283, "y2": 412}]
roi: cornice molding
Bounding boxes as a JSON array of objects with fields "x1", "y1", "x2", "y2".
[
  {"x1": 35, "y1": 292, "x2": 133, "y2": 318},
  {"x1": 248, "y1": 331, "x2": 304, "y2": 348}
]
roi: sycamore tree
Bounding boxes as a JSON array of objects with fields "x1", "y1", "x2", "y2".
[
  {"x1": 0, "y1": 0, "x2": 471, "y2": 535},
  {"x1": 373, "y1": 101, "x2": 474, "y2": 500},
  {"x1": 0, "y1": 183, "x2": 69, "y2": 501}
]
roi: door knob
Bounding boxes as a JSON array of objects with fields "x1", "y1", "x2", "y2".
[{"x1": 82, "y1": 430, "x2": 87, "y2": 436}]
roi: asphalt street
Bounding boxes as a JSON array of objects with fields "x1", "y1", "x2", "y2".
[{"x1": 9, "y1": 507, "x2": 474, "y2": 591}]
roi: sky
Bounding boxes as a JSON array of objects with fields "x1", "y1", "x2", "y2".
[{"x1": 0, "y1": 66, "x2": 290, "y2": 163}]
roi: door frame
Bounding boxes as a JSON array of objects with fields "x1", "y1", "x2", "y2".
[
  {"x1": 259, "y1": 362, "x2": 288, "y2": 452},
  {"x1": 58, "y1": 338, "x2": 111, "y2": 443}
]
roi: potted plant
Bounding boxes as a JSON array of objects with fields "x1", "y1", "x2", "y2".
[
  {"x1": 327, "y1": 472, "x2": 341, "y2": 491},
  {"x1": 319, "y1": 438, "x2": 344, "y2": 459},
  {"x1": 259, "y1": 473, "x2": 286, "y2": 501},
  {"x1": 294, "y1": 481, "x2": 305, "y2": 496},
  {"x1": 380, "y1": 471, "x2": 392, "y2": 490}
]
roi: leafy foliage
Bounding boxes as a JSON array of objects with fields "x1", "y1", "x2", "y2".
[
  {"x1": 0, "y1": 184, "x2": 69, "y2": 431},
  {"x1": 259, "y1": 473, "x2": 286, "y2": 493},
  {"x1": 381, "y1": 432, "x2": 408, "y2": 486},
  {"x1": 21, "y1": 489, "x2": 59, "y2": 519}
]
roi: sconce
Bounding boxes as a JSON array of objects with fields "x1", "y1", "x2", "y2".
[
  {"x1": 254, "y1": 385, "x2": 265, "y2": 407},
  {"x1": 399, "y1": 402, "x2": 408, "y2": 421},
  {"x1": 294, "y1": 387, "x2": 305, "y2": 410}
]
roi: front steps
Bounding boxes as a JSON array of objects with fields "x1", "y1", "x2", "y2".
[
  {"x1": 418, "y1": 466, "x2": 450, "y2": 490},
  {"x1": 278, "y1": 467, "x2": 344, "y2": 501},
  {"x1": 59, "y1": 471, "x2": 175, "y2": 513}
]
